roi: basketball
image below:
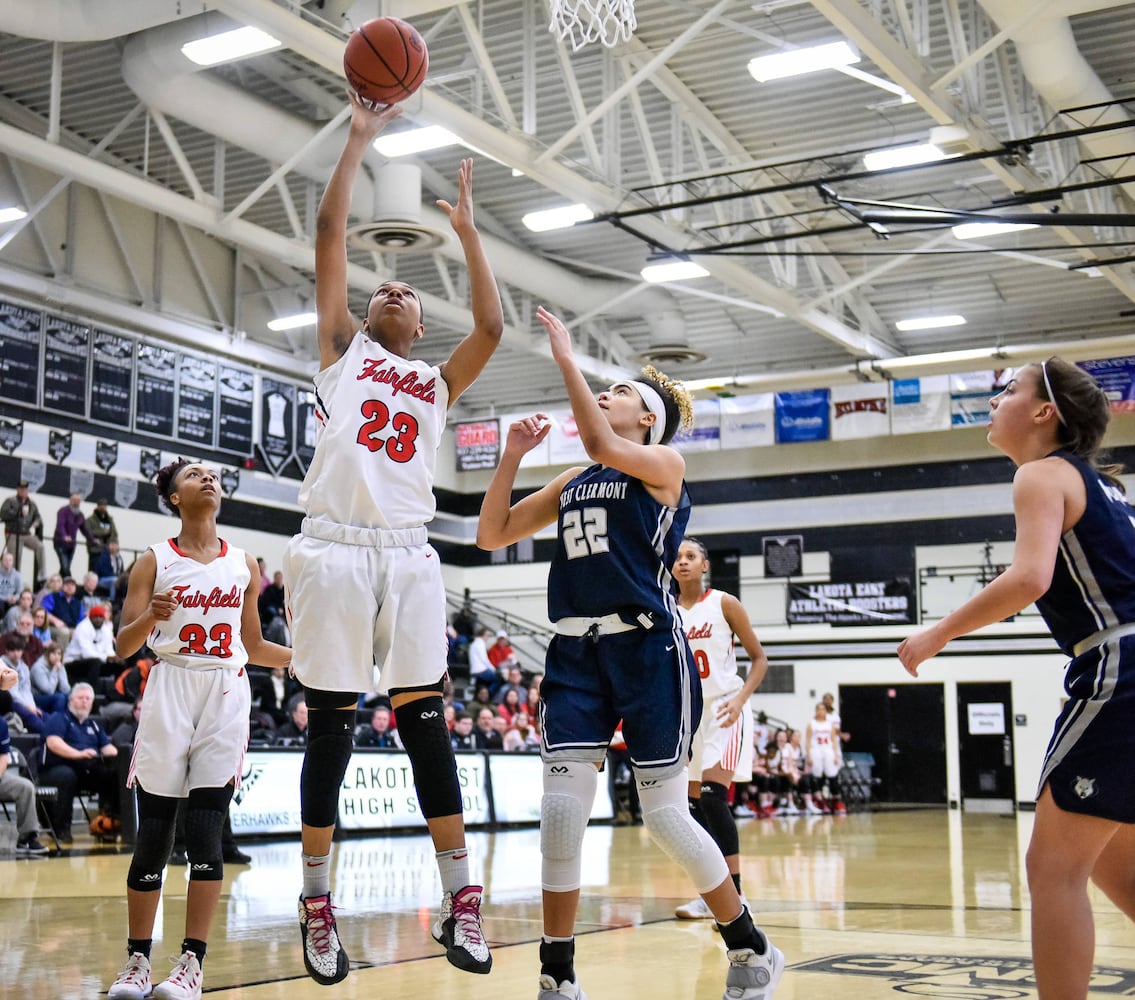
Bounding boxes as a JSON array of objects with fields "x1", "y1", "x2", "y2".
[{"x1": 343, "y1": 17, "x2": 429, "y2": 107}]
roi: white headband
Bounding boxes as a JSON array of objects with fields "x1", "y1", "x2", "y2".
[
  {"x1": 1040, "y1": 360, "x2": 1067, "y2": 426},
  {"x1": 624, "y1": 380, "x2": 667, "y2": 445}
]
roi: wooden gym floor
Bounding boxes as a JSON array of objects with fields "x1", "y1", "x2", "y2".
[{"x1": 3, "y1": 808, "x2": 1133, "y2": 999}]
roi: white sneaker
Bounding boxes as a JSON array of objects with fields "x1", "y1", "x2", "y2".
[
  {"x1": 804, "y1": 803, "x2": 824, "y2": 815},
  {"x1": 724, "y1": 931, "x2": 785, "y2": 1000},
  {"x1": 432, "y1": 885, "x2": 492, "y2": 973},
  {"x1": 108, "y1": 952, "x2": 152, "y2": 1000},
  {"x1": 538, "y1": 974, "x2": 588, "y2": 999},
  {"x1": 674, "y1": 897, "x2": 713, "y2": 919},
  {"x1": 153, "y1": 952, "x2": 202, "y2": 1000}
]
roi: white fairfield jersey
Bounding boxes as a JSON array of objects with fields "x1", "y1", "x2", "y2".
[
  {"x1": 678, "y1": 589, "x2": 743, "y2": 700},
  {"x1": 809, "y1": 717, "x2": 836, "y2": 751},
  {"x1": 148, "y1": 539, "x2": 250, "y2": 670},
  {"x1": 299, "y1": 332, "x2": 450, "y2": 529}
]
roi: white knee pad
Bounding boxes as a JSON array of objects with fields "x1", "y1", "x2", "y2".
[
  {"x1": 541, "y1": 759, "x2": 598, "y2": 892},
  {"x1": 638, "y1": 770, "x2": 729, "y2": 895}
]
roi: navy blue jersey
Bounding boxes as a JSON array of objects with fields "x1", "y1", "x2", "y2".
[
  {"x1": 1035, "y1": 450, "x2": 1135, "y2": 656},
  {"x1": 547, "y1": 464, "x2": 690, "y2": 625}
]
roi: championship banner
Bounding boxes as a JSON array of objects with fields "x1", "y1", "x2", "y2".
[
  {"x1": 890, "y1": 376, "x2": 951, "y2": 435},
  {"x1": 1077, "y1": 356, "x2": 1135, "y2": 413},
  {"x1": 719, "y1": 393, "x2": 774, "y2": 449},
  {"x1": 787, "y1": 578, "x2": 914, "y2": 626},
  {"x1": 775, "y1": 388, "x2": 830, "y2": 443},
  {"x1": 830, "y1": 383, "x2": 888, "y2": 441},
  {"x1": 455, "y1": 419, "x2": 500, "y2": 472},
  {"x1": 673, "y1": 397, "x2": 721, "y2": 452}
]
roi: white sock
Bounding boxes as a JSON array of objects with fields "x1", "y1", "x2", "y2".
[
  {"x1": 436, "y1": 847, "x2": 471, "y2": 895},
  {"x1": 302, "y1": 851, "x2": 332, "y2": 898}
]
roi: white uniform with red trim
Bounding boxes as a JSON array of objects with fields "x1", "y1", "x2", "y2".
[
  {"x1": 284, "y1": 331, "x2": 452, "y2": 694},
  {"x1": 129, "y1": 538, "x2": 251, "y2": 798},
  {"x1": 680, "y1": 589, "x2": 752, "y2": 782},
  {"x1": 808, "y1": 716, "x2": 841, "y2": 779}
]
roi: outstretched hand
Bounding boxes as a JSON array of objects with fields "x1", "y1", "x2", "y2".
[
  {"x1": 347, "y1": 89, "x2": 403, "y2": 138},
  {"x1": 436, "y1": 158, "x2": 476, "y2": 237},
  {"x1": 536, "y1": 306, "x2": 573, "y2": 365},
  {"x1": 505, "y1": 414, "x2": 552, "y2": 456}
]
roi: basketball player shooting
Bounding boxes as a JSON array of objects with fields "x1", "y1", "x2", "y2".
[{"x1": 283, "y1": 92, "x2": 503, "y2": 985}]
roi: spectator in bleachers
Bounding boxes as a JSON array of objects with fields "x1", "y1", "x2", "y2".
[
  {"x1": 63, "y1": 604, "x2": 118, "y2": 688},
  {"x1": 40, "y1": 681, "x2": 119, "y2": 847},
  {"x1": 1, "y1": 481, "x2": 44, "y2": 588},
  {"x1": 767, "y1": 729, "x2": 799, "y2": 815},
  {"x1": 30, "y1": 606, "x2": 54, "y2": 649},
  {"x1": 92, "y1": 540, "x2": 126, "y2": 605},
  {"x1": 494, "y1": 666, "x2": 527, "y2": 708},
  {"x1": 488, "y1": 630, "x2": 519, "y2": 678},
  {"x1": 250, "y1": 665, "x2": 300, "y2": 728},
  {"x1": 275, "y1": 694, "x2": 308, "y2": 745},
  {"x1": 83, "y1": 498, "x2": 118, "y2": 562},
  {"x1": 355, "y1": 705, "x2": 399, "y2": 748},
  {"x1": 34, "y1": 572, "x2": 62, "y2": 610},
  {"x1": 467, "y1": 626, "x2": 497, "y2": 694},
  {"x1": 1, "y1": 610, "x2": 46, "y2": 670},
  {"x1": 1, "y1": 634, "x2": 41, "y2": 719},
  {"x1": 451, "y1": 601, "x2": 477, "y2": 643},
  {"x1": 0, "y1": 551, "x2": 23, "y2": 611},
  {"x1": 30, "y1": 645, "x2": 70, "y2": 715},
  {"x1": 450, "y1": 712, "x2": 475, "y2": 750},
  {"x1": 109, "y1": 697, "x2": 143, "y2": 753},
  {"x1": 42, "y1": 576, "x2": 83, "y2": 640},
  {"x1": 443, "y1": 704, "x2": 457, "y2": 732},
  {"x1": 257, "y1": 570, "x2": 288, "y2": 646},
  {"x1": 3, "y1": 587, "x2": 34, "y2": 632},
  {"x1": 502, "y1": 710, "x2": 539, "y2": 752},
  {"x1": 79, "y1": 573, "x2": 103, "y2": 615},
  {"x1": 53, "y1": 494, "x2": 92, "y2": 579},
  {"x1": 0, "y1": 695, "x2": 49, "y2": 855},
  {"x1": 472, "y1": 706, "x2": 503, "y2": 751},
  {"x1": 256, "y1": 557, "x2": 269, "y2": 595},
  {"x1": 496, "y1": 686, "x2": 523, "y2": 726}
]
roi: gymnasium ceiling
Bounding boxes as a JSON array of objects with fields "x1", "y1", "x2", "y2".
[{"x1": 1, "y1": 0, "x2": 1134, "y2": 421}]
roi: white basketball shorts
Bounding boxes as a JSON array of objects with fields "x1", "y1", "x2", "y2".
[{"x1": 688, "y1": 694, "x2": 753, "y2": 783}]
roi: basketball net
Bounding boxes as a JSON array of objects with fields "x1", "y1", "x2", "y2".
[{"x1": 549, "y1": 0, "x2": 637, "y2": 50}]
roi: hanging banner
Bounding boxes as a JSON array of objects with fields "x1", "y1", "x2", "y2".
[
  {"x1": 295, "y1": 390, "x2": 318, "y2": 473},
  {"x1": 455, "y1": 419, "x2": 500, "y2": 472},
  {"x1": 177, "y1": 355, "x2": 218, "y2": 447},
  {"x1": 217, "y1": 364, "x2": 256, "y2": 456},
  {"x1": 673, "y1": 398, "x2": 721, "y2": 452},
  {"x1": 0, "y1": 301, "x2": 42, "y2": 407},
  {"x1": 719, "y1": 393, "x2": 775, "y2": 449},
  {"x1": 890, "y1": 376, "x2": 951, "y2": 435},
  {"x1": 950, "y1": 370, "x2": 1011, "y2": 426},
  {"x1": 135, "y1": 345, "x2": 178, "y2": 439},
  {"x1": 775, "y1": 389, "x2": 830, "y2": 443},
  {"x1": 259, "y1": 378, "x2": 296, "y2": 475},
  {"x1": 1077, "y1": 356, "x2": 1135, "y2": 413},
  {"x1": 42, "y1": 315, "x2": 90, "y2": 418},
  {"x1": 90, "y1": 330, "x2": 135, "y2": 428},
  {"x1": 787, "y1": 579, "x2": 915, "y2": 626},
  {"x1": 830, "y1": 384, "x2": 889, "y2": 441}
]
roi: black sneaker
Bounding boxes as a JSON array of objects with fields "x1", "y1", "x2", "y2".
[
  {"x1": 222, "y1": 846, "x2": 252, "y2": 864},
  {"x1": 169, "y1": 848, "x2": 188, "y2": 866},
  {"x1": 16, "y1": 834, "x2": 50, "y2": 856},
  {"x1": 431, "y1": 885, "x2": 492, "y2": 974}
]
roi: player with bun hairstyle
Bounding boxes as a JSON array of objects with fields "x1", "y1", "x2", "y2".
[
  {"x1": 899, "y1": 358, "x2": 1135, "y2": 999},
  {"x1": 107, "y1": 460, "x2": 291, "y2": 1000},
  {"x1": 284, "y1": 88, "x2": 503, "y2": 984},
  {"x1": 478, "y1": 306, "x2": 784, "y2": 1000}
]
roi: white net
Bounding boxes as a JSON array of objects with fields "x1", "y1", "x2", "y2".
[{"x1": 549, "y1": 0, "x2": 637, "y2": 50}]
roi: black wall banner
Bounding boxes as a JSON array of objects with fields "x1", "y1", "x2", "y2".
[
  {"x1": 90, "y1": 330, "x2": 135, "y2": 427},
  {"x1": 259, "y1": 378, "x2": 295, "y2": 475},
  {"x1": 218, "y1": 364, "x2": 255, "y2": 456},
  {"x1": 455, "y1": 419, "x2": 500, "y2": 472},
  {"x1": 763, "y1": 535, "x2": 803, "y2": 578},
  {"x1": 177, "y1": 355, "x2": 218, "y2": 447},
  {"x1": 136, "y1": 344, "x2": 177, "y2": 438},
  {"x1": 295, "y1": 390, "x2": 317, "y2": 473},
  {"x1": 0, "y1": 301, "x2": 41, "y2": 407},
  {"x1": 787, "y1": 578, "x2": 914, "y2": 626},
  {"x1": 139, "y1": 449, "x2": 162, "y2": 482},
  {"x1": 48, "y1": 429, "x2": 72, "y2": 464},
  {"x1": 43, "y1": 315, "x2": 90, "y2": 418},
  {"x1": 0, "y1": 418, "x2": 24, "y2": 453}
]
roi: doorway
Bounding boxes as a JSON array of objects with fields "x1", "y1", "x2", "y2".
[
  {"x1": 957, "y1": 682, "x2": 1016, "y2": 813},
  {"x1": 839, "y1": 684, "x2": 947, "y2": 804}
]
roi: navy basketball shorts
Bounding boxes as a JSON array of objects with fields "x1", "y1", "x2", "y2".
[{"x1": 540, "y1": 625, "x2": 703, "y2": 781}]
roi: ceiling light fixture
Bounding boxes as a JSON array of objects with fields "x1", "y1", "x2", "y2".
[
  {"x1": 0, "y1": 206, "x2": 28, "y2": 224},
  {"x1": 522, "y1": 204, "x2": 594, "y2": 233},
  {"x1": 267, "y1": 311, "x2": 318, "y2": 332},
  {"x1": 895, "y1": 315, "x2": 967, "y2": 332},
  {"x1": 181, "y1": 25, "x2": 282, "y2": 67},
  {"x1": 641, "y1": 260, "x2": 710, "y2": 283},
  {"x1": 373, "y1": 125, "x2": 460, "y2": 158},
  {"x1": 863, "y1": 143, "x2": 947, "y2": 172},
  {"x1": 747, "y1": 41, "x2": 859, "y2": 82},
  {"x1": 951, "y1": 221, "x2": 1040, "y2": 240}
]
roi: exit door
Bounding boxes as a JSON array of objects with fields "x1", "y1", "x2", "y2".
[{"x1": 957, "y1": 682, "x2": 1016, "y2": 814}]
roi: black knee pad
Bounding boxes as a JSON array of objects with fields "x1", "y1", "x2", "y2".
[
  {"x1": 395, "y1": 694, "x2": 462, "y2": 819},
  {"x1": 184, "y1": 785, "x2": 233, "y2": 881},
  {"x1": 301, "y1": 706, "x2": 356, "y2": 828},
  {"x1": 127, "y1": 786, "x2": 179, "y2": 892},
  {"x1": 699, "y1": 781, "x2": 739, "y2": 858},
  {"x1": 688, "y1": 796, "x2": 710, "y2": 831},
  {"x1": 304, "y1": 687, "x2": 358, "y2": 711}
]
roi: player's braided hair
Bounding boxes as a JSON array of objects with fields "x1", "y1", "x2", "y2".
[
  {"x1": 639, "y1": 364, "x2": 694, "y2": 445},
  {"x1": 155, "y1": 457, "x2": 193, "y2": 516}
]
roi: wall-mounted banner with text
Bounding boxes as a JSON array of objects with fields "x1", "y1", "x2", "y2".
[
  {"x1": 455, "y1": 419, "x2": 500, "y2": 471},
  {"x1": 1077, "y1": 356, "x2": 1135, "y2": 413},
  {"x1": 775, "y1": 388, "x2": 830, "y2": 444},
  {"x1": 787, "y1": 578, "x2": 914, "y2": 626}
]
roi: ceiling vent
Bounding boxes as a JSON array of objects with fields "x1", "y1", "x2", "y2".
[
  {"x1": 633, "y1": 311, "x2": 708, "y2": 366},
  {"x1": 346, "y1": 163, "x2": 448, "y2": 253}
]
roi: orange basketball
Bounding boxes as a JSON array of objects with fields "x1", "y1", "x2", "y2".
[{"x1": 343, "y1": 17, "x2": 429, "y2": 107}]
